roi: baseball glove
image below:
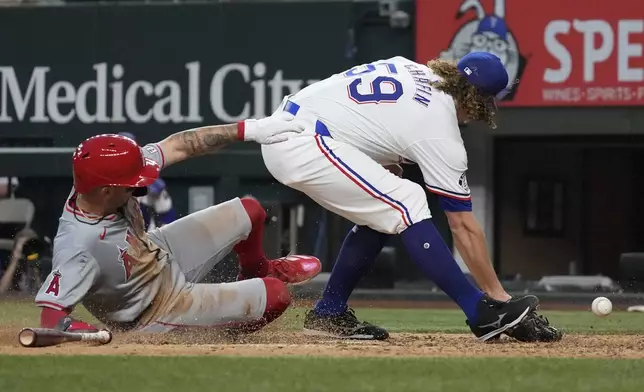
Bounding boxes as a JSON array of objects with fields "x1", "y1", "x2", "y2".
[{"x1": 505, "y1": 311, "x2": 563, "y2": 342}]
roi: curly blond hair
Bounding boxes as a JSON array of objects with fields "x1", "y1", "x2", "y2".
[{"x1": 426, "y1": 59, "x2": 498, "y2": 129}]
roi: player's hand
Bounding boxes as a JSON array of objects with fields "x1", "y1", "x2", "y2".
[{"x1": 240, "y1": 113, "x2": 305, "y2": 144}]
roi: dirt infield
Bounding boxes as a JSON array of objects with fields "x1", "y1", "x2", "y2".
[
  {"x1": 0, "y1": 297, "x2": 638, "y2": 359},
  {"x1": 1, "y1": 325, "x2": 642, "y2": 359}
]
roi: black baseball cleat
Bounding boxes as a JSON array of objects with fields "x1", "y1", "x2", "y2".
[
  {"x1": 467, "y1": 295, "x2": 539, "y2": 342},
  {"x1": 303, "y1": 308, "x2": 389, "y2": 340}
]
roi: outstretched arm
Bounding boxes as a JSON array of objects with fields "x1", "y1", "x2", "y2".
[
  {"x1": 35, "y1": 251, "x2": 100, "y2": 332},
  {"x1": 157, "y1": 113, "x2": 304, "y2": 167},
  {"x1": 157, "y1": 124, "x2": 238, "y2": 167},
  {"x1": 405, "y1": 138, "x2": 511, "y2": 302},
  {"x1": 444, "y1": 210, "x2": 510, "y2": 302}
]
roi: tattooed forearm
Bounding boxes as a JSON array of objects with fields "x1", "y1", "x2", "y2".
[
  {"x1": 158, "y1": 123, "x2": 238, "y2": 166},
  {"x1": 176, "y1": 125, "x2": 237, "y2": 155}
]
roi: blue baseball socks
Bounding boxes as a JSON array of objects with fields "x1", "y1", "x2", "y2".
[
  {"x1": 315, "y1": 226, "x2": 389, "y2": 316},
  {"x1": 315, "y1": 219, "x2": 484, "y2": 322},
  {"x1": 400, "y1": 219, "x2": 483, "y2": 321}
]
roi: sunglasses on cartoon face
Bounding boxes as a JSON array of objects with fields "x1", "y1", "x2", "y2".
[{"x1": 471, "y1": 33, "x2": 509, "y2": 53}]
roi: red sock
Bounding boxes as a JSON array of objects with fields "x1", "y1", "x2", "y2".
[
  {"x1": 234, "y1": 197, "x2": 269, "y2": 277},
  {"x1": 261, "y1": 277, "x2": 291, "y2": 323},
  {"x1": 227, "y1": 278, "x2": 290, "y2": 334}
]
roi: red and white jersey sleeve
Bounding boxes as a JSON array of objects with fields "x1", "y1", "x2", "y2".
[{"x1": 405, "y1": 138, "x2": 471, "y2": 201}]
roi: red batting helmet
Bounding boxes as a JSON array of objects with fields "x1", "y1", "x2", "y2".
[{"x1": 72, "y1": 134, "x2": 160, "y2": 194}]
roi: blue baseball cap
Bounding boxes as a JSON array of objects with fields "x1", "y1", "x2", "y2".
[
  {"x1": 119, "y1": 132, "x2": 137, "y2": 142},
  {"x1": 148, "y1": 178, "x2": 166, "y2": 195},
  {"x1": 457, "y1": 52, "x2": 509, "y2": 98}
]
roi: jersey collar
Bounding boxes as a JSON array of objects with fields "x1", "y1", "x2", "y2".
[{"x1": 65, "y1": 193, "x2": 119, "y2": 224}]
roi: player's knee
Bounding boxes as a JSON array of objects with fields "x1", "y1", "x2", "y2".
[
  {"x1": 261, "y1": 277, "x2": 291, "y2": 323},
  {"x1": 240, "y1": 197, "x2": 267, "y2": 227},
  {"x1": 389, "y1": 183, "x2": 431, "y2": 234}
]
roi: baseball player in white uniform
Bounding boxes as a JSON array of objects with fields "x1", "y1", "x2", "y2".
[
  {"x1": 262, "y1": 52, "x2": 561, "y2": 342},
  {"x1": 35, "y1": 117, "x2": 322, "y2": 334}
]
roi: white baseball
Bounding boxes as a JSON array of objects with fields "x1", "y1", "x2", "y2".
[{"x1": 591, "y1": 297, "x2": 612, "y2": 317}]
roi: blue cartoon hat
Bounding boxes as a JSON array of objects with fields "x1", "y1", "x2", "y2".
[
  {"x1": 457, "y1": 52, "x2": 509, "y2": 98},
  {"x1": 476, "y1": 16, "x2": 508, "y2": 40}
]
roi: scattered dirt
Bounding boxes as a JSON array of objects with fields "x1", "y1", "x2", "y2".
[
  {"x1": 1, "y1": 298, "x2": 638, "y2": 359},
  {"x1": 1, "y1": 325, "x2": 643, "y2": 359}
]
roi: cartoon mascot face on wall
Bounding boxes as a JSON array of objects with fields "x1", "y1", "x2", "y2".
[{"x1": 438, "y1": 0, "x2": 526, "y2": 100}]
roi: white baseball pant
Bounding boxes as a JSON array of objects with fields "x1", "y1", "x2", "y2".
[{"x1": 262, "y1": 101, "x2": 431, "y2": 235}]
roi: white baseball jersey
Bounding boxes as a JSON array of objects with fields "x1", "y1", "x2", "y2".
[
  {"x1": 286, "y1": 56, "x2": 471, "y2": 201},
  {"x1": 262, "y1": 56, "x2": 472, "y2": 235}
]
